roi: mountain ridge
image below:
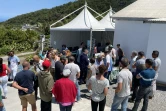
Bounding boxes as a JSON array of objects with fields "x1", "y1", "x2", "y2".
[{"x1": 1, "y1": 0, "x2": 136, "y2": 27}]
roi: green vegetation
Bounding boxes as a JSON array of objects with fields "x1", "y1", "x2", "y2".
[
  {"x1": 0, "y1": 0, "x2": 136, "y2": 55},
  {"x1": 0, "y1": 26, "x2": 39, "y2": 55}
]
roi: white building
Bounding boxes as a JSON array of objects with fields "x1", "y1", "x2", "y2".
[{"x1": 112, "y1": 0, "x2": 166, "y2": 84}]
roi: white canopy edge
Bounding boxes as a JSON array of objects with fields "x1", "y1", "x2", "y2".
[{"x1": 50, "y1": 2, "x2": 106, "y2": 31}]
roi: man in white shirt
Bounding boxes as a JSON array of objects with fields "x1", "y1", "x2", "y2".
[
  {"x1": 130, "y1": 51, "x2": 138, "y2": 73},
  {"x1": 104, "y1": 51, "x2": 112, "y2": 79},
  {"x1": 95, "y1": 55, "x2": 104, "y2": 68},
  {"x1": 111, "y1": 58, "x2": 132, "y2": 111},
  {"x1": 33, "y1": 55, "x2": 44, "y2": 100},
  {"x1": 64, "y1": 56, "x2": 81, "y2": 101},
  {"x1": 151, "y1": 50, "x2": 161, "y2": 97},
  {"x1": 109, "y1": 45, "x2": 116, "y2": 65},
  {"x1": 8, "y1": 51, "x2": 20, "y2": 81}
]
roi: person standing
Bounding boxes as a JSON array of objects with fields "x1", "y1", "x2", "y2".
[
  {"x1": 151, "y1": 50, "x2": 161, "y2": 98},
  {"x1": 117, "y1": 44, "x2": 124, "y2": 64},
  {"x1": 64, "y1": 56, "x2": 81, "y2": 101},
  {"x1": 0, "y1": 58, "x2": 11, "y2": 99},
  {"x1": 0, "y1": 88, "x2": 6, "y2": 111},
  {"x1": 33, "y1": 55, "x2": 44, "y2": 73},
  {"x1": 130, "y1": 51, "x2": 138, "y2": 73},
  {"x1": 54, "y1": 56, "x2": 67, "y2": 81},
  {"x1": 95, "y1": 55, "x2": 104, "y2": 68},
  {"x1": 109, "y1": 45, "x2": 116, "y2": 65},
  {"x1": 129, "y1": 51, "x2": 146, "y2": 102},
  {"x1": 76, "y1": 42, "x2": 84, "y2": 65},
  {"x1": 88, "y1": 65, "x2": 109, "y2": 111},
  {"x1": 132, "y1": 59, "x2": 155, "y2": 111},
  {"x1": 33, "y1": 55, "x2": 44, "y2": 100},
  {"x1": 104, "y1": 51, "x2": 112, "y2": 79},
  {"x1": 8, "y1": 51, "x2": 20, "y2": 81},
  {"x1": 50, "y1": 50, "x2": 59, "y2": 80},
  {"x1": 37, "y1": 60, "x2": 54, "y2": 111},
  {"x1": 111, "y1": 58, "x2": 132, "y2": 111},
  {"x1": 12, "y1": 61, "x2": 37, "y2": 111},
  {"x1": 80, "y1": 49, "x2": 89, "y2": 84},
  {"x1": 62, "y1": 44, "x2": 68, "y2": 52},
  {"x1": 86, "y1": 58, "x2": 98, "y2": 88},
  {"x1": 52, "y1": 69, "x2": 77, "y2": 111},
  {"x1": 105, "y1": 42, "x2": 111, "y2": 52}
]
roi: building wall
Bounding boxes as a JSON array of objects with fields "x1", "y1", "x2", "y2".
[
  {"x1": 146, "y1": 23, "x2": 166, "y2": 83},
  {"x1": 113, "y1": 20, "x2": 151, "y2": 59}
]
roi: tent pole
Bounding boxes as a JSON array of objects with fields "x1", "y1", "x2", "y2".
[
  {"x1": 50, "y1": 5, "x2": 84, "y2": 28},
  {"x1": 87, "y1": 6, "x2": 104, "y2": 18},
  {"x1": 90, "y1": 29, "x2": 93, "y2": 57},
  {"x1": 95, "y1": 10, "x2": 109, "y2": 19}
]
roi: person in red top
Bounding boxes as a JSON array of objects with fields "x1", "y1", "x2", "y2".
[
  {"x1": 0, "y1": 58, "x2": 11, "y2": 99},
  {"x1": 52, "y1": 69, "x2": 77, "y2": 111}
]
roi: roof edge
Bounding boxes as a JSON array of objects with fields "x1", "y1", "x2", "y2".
[{"x1": 112, "y1": 17, "x2": 156, "y2": 21}]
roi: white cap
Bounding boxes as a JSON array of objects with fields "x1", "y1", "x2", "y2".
[{"x1": 63, "y1": 69, "x2": 71, "y2": 76}]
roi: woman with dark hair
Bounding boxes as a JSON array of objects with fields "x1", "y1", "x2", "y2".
[
  {"x1": 0, "y1": 58, "x2": 11, "y2": 99},
  {"x1": 88, "y1": 65, "x2": 109, "y2": 111}
]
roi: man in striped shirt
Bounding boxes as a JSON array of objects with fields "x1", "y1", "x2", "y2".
[{"x1": 132, "y1": 59, "x2": 155, "y2": 111}]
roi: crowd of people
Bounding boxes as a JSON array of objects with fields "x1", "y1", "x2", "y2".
[{"x1": 0, "y1": 42, "x2": 161, "y2": 111}]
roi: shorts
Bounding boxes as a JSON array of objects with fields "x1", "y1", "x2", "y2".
[{"x1": 19, "y1": 92, "x2": 36, "y2": 106}]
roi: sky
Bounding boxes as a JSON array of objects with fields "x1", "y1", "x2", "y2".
[{"x1": 0, "y1": 0, "x2": 74, "y2": 21}]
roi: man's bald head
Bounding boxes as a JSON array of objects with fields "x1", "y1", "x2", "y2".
[
  {"x1": 33, "y1": 55, "x2": 40, "y2": 63},
  {"x1": 22, "y1": 61, "x2": 30, "y2": 69}
]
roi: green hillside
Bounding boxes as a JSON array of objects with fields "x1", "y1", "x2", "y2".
[{"x1": 1, "y1": 0, "x2": 136, "y2": 27}]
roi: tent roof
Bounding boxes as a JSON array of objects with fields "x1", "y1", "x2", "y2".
[
  {"x1": 99, "y1": 8, "x2": 115, "y2": 31},
  {"x1": 112, "y1": 0, "x2": 166, "y2": 20},
  {"x1": 51, "y1": 5, "x2": 105, "y2": 31}
]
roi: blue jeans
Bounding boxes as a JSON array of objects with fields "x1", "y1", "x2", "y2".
[
  {"x1": 0, "y1": 101, "x2": 6, "y2": 111},
  {"x1": 75, "y1": 80, "x2": 81, "y2": 101},
  {"x1": 104, "y1": 71, "x2": 111, "y2": 80},
  {"x1": 59, "y1": 104, "x2": 72, "y2": 111},
  {"x1": 111, "y1": 94, "x2": 129, "y2": 111}
]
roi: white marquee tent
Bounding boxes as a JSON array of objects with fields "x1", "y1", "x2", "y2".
[
  {"x1": 99, "y1": 7, "x2": 115, "y2": 31},
  {"x1": 50, "y1": 3, "x2": 114, "y2": 51}
]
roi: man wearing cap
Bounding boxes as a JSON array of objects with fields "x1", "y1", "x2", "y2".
[
  {"x1": 52, "y1": 69, "x2": 77, "y2": 111},
  {"x1": 54, "y1": 55, "x2": 68, "y2": 81},
  {"x1": 95, "y1": 55, "x2": 104, "y2": 68},
  {"x1": 37, "y1": 60, "x2": 54, "y2": 111}
]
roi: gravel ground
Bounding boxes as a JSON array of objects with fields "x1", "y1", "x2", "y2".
[{"x1": 80, "y1": 82, "x2": 166, "y2": 111}]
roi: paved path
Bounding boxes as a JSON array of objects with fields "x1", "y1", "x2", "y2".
[
  {"x1": 4, "y1": 83, "x2": 110, "y2": 111},
  {"x1": 2, "y1": 52, "x2": 166, "y2": 111},
  {"x1": 2, "y1": 51, "x2": 35, "y2": 63}
]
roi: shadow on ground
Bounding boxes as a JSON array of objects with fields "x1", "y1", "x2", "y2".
[{"x1": 157, "y1": 85, "x2": 166, "y2": 91}]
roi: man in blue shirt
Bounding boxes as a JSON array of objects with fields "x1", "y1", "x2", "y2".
[
  {"x1": 132, "y1": 59, "x2": 155, "y2": 111},
  {"x1": 129, "y1": 51, "x2": 146, "y2": 102},
  {"x1": 80, "y1": 49, "x2": 89, "y2": 84},
  {"x1": 12, "y1": 61, "x2": 37, "y2": 111}
]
